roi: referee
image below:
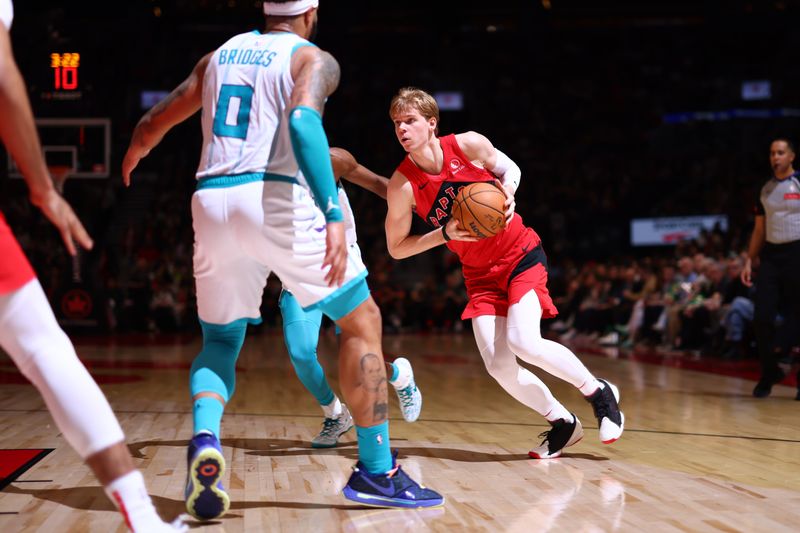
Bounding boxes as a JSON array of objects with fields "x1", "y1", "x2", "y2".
[{"x1": 742, "y1": 137, "x2": 800, "y2": 399}]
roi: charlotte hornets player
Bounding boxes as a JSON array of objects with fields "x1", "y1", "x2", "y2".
[
  {"x1": 281, "y1": 147, "x2": 423, "y2": 449},
  {"x1": 123, "y1": 0, "x2": 443, "y2": 519}
]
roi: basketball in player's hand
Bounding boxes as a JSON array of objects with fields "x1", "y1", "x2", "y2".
[{"x1": 451, "y1": 182, "x2": 507, "y2": 239}]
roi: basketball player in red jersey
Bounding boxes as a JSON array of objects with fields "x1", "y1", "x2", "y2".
[
  {"x1": 0, "y1": 3, "x2": 183, "y2": 530},
  {"x1": 385, "y1": 87, "x2": 624, "y2": 458}
]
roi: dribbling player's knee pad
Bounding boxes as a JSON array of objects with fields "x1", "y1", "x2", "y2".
[{"x1": 190, "y1": 319, "x2": 248, "y2": 401}]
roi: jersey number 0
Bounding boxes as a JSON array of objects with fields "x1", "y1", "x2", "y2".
[{"x1": 212, "y1": 84, "x2": 254, "y2": 140}]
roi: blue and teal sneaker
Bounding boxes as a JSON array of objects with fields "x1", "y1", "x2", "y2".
[
  {"x1": 185, "y1": 431, "x2": 230, "y2": 520},
  {"x1": 342, "y1": 452, "x2": 444, "y2": 508}
]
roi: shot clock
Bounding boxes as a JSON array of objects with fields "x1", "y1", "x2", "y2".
[{"x1": 50, "y1": 52, "x2": 80, "y2": 91}]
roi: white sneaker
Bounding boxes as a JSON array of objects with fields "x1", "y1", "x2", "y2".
[
  {"x1": 529, "y1": 414, "x2": 583, "y2": 459},
  {"x1": 311, "y1": 404, "x2": 354, "y2": 448},
  {"x1": 585, "y1": 380, "x2": 624, "y2": 444},
  {"x1": 598, "y1": 331, "x2": 620, "y2": 346},
  {"x1": 392, "y1": 357, "x2": 422, "y2": 422}
]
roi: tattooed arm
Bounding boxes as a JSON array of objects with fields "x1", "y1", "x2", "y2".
[
  {"x1": 288, "y1": 46, "x2": 347, "y2": 286},
  {"x1": 122, "y1": 52, "x2": 213, "y2": 186},
  {"x1": 289, "y1": 46, "x2": 340, "y2": 113}
]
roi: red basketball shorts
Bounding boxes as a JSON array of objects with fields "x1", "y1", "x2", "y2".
[
  {"x1": 0, "y1": 212, "x2": 36, "y2": 295},
  {"x1": 461, "y1": 244, "x2": 558, "y2": 320}
]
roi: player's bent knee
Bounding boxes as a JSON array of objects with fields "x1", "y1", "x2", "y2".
[
  {"x1": 486, "y1": 360, "x2": 516, "y2": 382},
  {"x1": 16, "y1": 328, "x2": 76, "y2": 378},
  {"x1": 286, "y1": 334, "x2": 318, "y2": 364},
  {"x1": 337, "y1": 296, "x2": 381, "y2": 335},
  {"x1": 506, "y1": 329, "x2": 545, "y2": 359},
  {"x1": 191, "y1": 319, "x2": 248, "y2": 400}
]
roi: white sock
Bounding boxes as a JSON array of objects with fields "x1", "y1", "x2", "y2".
[
  {"x1": 545, "y1": 405, "x2": 574, "y2": 424},
  {"x1": 322, "y1": 396, "x2": 343, "y2": 419},
  {"x1": 389, "y1": 362, "x2": 412, "y2": 390},
  {"x1": 105, "y1": 470, "x2": 168, "y2": 532},
  {"x1": 579, "y1": 379, "x2": 604, "y2": 397}
]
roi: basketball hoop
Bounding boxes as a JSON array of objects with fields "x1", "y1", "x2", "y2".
[{"x1": 48, "y1": 165, "x2": 72, "y2": 194}]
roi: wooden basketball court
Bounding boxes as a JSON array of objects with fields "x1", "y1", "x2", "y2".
[{"x1": 1, "y1": 331, "x2": 799, "y2": 532}]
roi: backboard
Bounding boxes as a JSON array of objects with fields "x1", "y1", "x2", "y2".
[{"x1": 6, "y1": 118, "x2": 111, "y2": 179}]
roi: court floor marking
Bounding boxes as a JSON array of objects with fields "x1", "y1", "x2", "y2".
[{"x1": 1, "y1": 408, "x2": 797, "y2": 444}]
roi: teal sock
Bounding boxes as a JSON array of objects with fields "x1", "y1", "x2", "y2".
[
  {"x1": 389, "y1": 363, "x2": 400, "y2": 383},
  {"x1": 355, "y1": 422, "x2": 392, "y2": 474},
  {"x1": 193, "y1": 396, "x2": 224, "y2": 438}
]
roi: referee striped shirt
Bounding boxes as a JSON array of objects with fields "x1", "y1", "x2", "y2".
[{"x1": 756, "y1": 171, "x2": 800, "y2": 244}]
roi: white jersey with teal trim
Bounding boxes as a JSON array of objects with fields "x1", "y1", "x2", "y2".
[
  {"x1": 197, "y1": 30, "x2": 313, "y2": 182},
  {"x1": 192, "y1": 30, "x2": 369, "y2": 323},
  {"x1": 338, "y1": 183, "x2": 358, "y2": 246}
]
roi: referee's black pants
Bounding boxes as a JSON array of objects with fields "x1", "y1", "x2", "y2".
[{"x1": 753, "y1": 240, "x2": 800, "y2": 380}]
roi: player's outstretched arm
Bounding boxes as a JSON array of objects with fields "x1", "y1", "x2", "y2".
[
  {"x1": 458, "y1": 131, "x2": 519, "y2": 223},
  {"x1": 122, "y1": 52, "x2": 212, "y2": 186},
  {"x1": 0, "y1": 24, "x2": 92, "y2": 255},
  {"x1": 330, "y1": 147, "x2": 389, "y2": 199},
  {"x1": 385, "y1": 171, "x2": 476, "y2": 260},
  {"x1": 289, "y1": 47, "x2": 345, "y2": 286}
]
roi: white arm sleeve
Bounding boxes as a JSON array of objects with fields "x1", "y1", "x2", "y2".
[
  {"x1": 491, "y1": 149, "x2": 521, "y2": 191},
  {"x1": 0, "y1": 0, "x2": 13, "y2": 30}
]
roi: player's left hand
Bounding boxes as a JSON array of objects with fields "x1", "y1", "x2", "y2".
[
  {"x1": 323, "y1": 221, "x2": 347, "y2": 287},
  {"x1": 494, "y1": 179, "x2": 516, "y2": 224}
]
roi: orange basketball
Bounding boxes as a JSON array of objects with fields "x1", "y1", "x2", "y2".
[{"x1": 451, "y1": 182, "x2": 507, "y2": 239}]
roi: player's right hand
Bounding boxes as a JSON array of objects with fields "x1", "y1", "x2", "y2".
[
  {"x1": 741, "y1": 258, "x2": 753, "y2": 287},
  {"x1": 122, "y1": 143, "x2": 151, "y2": 187},
  {"x1": 445, "y1": 217, "x2": 480, "y2": 242},
  {"x1": 493, "y1": 178, "x2": 516, "y2": 224},
  {"x1": 323, "y1": 221, "x2": 347, "y2": 287},
  {"x1": 34, "y1": 189, "x2": 93, "y2": 256}
]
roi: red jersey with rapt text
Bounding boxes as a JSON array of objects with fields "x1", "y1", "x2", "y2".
[{"x1": 396, "y1": 134, "x2": 558, "y2": 319}]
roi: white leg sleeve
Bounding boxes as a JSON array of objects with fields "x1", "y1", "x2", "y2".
[
  {"x1": 0, "y1": 280, "x2": 125, "y2": 458},
  {"x1": 507, "y1": 290, "x2": 599, "y2": 392},
  {"x1": 472, "y1": 314, "x2": 565, "y2": 418}
]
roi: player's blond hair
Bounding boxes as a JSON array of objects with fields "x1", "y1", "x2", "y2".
[{"x1": 389, "y1": 87, "x2": 440, "y2": 133}]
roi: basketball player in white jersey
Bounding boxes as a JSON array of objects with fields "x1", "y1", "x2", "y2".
[
  {"x1": 123, "y1": 0, "x2": 442, "y2": 518},
  {"x1": 281, "y1": 147, "x2": 422, "y2": 449},
  {"x1": 0, "y1": 2, "x2": 184, "y2": 531}
]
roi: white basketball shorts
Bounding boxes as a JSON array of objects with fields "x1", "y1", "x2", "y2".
[{"x1": 191, "y1": 179, "x2": 368, "y2": 325}]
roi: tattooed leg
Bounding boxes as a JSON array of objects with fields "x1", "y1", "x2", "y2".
[
  {"x1": 335, "y1": 298, "x2": 388, "y2": 428},
  {"x1": 335, "y1": 297, "x2": 392, "y2": 473}
]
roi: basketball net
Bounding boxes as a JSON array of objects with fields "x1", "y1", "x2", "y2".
[
  {"x1": 48, "y1": 165, "x2": 72, "y2": 194},
  {"x1": 48, "y1": 165, "x2": 82, "y2": 283}
]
